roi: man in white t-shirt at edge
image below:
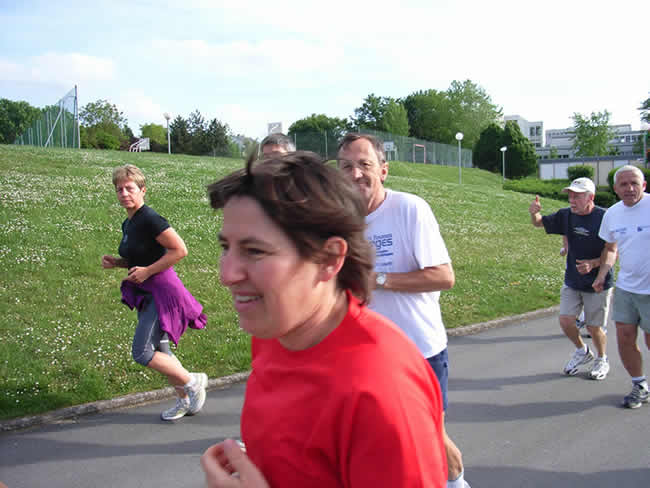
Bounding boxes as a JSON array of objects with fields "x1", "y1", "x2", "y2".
[
  {"x1": 594, "y1": 165, "x2": 650, "y2": 409},
  {"x1": 337, "y1": 133, "x2": 470, "y2": 488}
]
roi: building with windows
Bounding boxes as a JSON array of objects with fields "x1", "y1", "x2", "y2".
[
  {"x1": 505, "y1": 114, "x2": 645, "y2": 161},
  {"x1": 538, "y1": 124, "x2": 644, "y2": 160}
]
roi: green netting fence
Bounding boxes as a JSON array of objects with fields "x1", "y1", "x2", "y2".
[
  {"x1": 14, "y1": 86, "x2": 80, "y2": 148},
  {"x1": 291, "y1": 128, "x2": 472, "y2": 167}
]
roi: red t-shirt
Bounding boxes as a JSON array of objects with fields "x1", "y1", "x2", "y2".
[{"x1": 241, "y1": 292, "x2": 447, "y2": 487}]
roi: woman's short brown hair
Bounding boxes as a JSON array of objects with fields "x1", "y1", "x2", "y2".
[
  {"x1": 112, "y1": 164, "x2": 146, "y2": 188},
  {"x1": 208, "y1": 150, "x2": 374, "y2": 303}
]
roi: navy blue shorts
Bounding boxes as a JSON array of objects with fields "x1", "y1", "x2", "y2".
[{"x1": 427, "y1": 348, "x2": 449, "y2": 412}]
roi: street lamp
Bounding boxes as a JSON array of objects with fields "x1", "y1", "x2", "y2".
[
  {"x1": 455, "y1": 132, "x2": 464, "y2": 184},
  {"x1": 500, "y1": 146, "x2": 507, "y2": 181},
  {"x1": 163, "y1": 112, "x2": 171, "y2": 154}
]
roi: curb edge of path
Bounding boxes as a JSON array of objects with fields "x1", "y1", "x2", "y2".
[{"x1": 1, "y1": 306, "x2": 559, "y2": 433}]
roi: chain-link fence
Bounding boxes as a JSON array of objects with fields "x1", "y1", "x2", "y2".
[
  {"x1": 14, "y1": 86, "x2": 80, "y2": 148},
  {"x1": 291, "y1": 128, "x2": 472, "y2": 167}
]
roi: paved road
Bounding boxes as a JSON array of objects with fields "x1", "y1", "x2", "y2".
[{"x1": 2, "y1": 314, "x2": 649, "y2": 487}]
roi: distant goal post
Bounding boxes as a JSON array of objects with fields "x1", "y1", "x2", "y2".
[{"x1": 412, "y1": 144, "x2": 426, "y2": 163}]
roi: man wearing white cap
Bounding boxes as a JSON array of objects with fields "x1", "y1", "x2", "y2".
[
  {"x1": 594, "y1": 165, "x2": 650, "y2": 408},
  {"x1": 529, "y1": 177, "x2": 613, "y2": 379}
]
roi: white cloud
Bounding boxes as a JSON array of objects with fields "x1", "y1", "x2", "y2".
[
  {"x1": 115, "y1": 91, "x2": 167, "y2": 134},
  {"x1": 0, "y1": 52, "x2": 115, "y2": 85}
]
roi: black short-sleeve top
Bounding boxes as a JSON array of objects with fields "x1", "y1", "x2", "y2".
[{"x1": 118, "y1": 205, "x2": 170, "y2": 268}]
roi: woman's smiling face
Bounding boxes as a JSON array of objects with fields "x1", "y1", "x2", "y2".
[{"x1": 218, "y1": 195, "x2": 327, "y2": 342}]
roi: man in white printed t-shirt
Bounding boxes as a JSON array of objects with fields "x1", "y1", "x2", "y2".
[
  {"x1": 594, "y1": 165, "x2": 650, "y2": 409},
  {"x1": 337, "y1": 133, "x2": 470, "y2": 488}
]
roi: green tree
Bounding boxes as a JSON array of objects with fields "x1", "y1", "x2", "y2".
[
  {"x1": 169, "y1": 115, "x2": 191, "y2": 154},
  {"x1": 446, "y1": 80, "x2": 502, "y2": 149},
  {"x1": 473, "y1": 121, "x2": 537, "y2": 179},
  {"x1": 403, "y1": 80, "x2": 501, "y2": 148},
  {"x1": 549, "y1": 146, "x2": 559, "y2": 159},
  {"x1": 472, "y1": 123, "x2": 504, "y2": 173},
  {"x1": 187, "y1": 109, "x2": 210, "y2": 155},
  {"x1": 639, "y1": 95, "x2": 650, "y2": 124},
  {"x1": 403, "y1": 89, "x2": 450, "y2": 142},
  {"x1": 289, "y1": 114, "x2": 352, "y2": 158},
  {"x1": 0, "y1": 98, "x2": 42, "y2": 144},
  {"x1": 351, "y1": 94, "x2": 391, "y2": 131},
  {"x1": 502, "y1": 121, "x2": 538, "y2": 179},
  {"x1": 205, "y1": 117, "x2": 231, "y2": 156},
  {"x1": 289, "y1": 114, "x2": 352, "y2": 141},
  {"x1": 79, "y1": 99, "x2": 126, "y2": 128},
  {"x1": 382, "y1": 100, "x2": 410, "y2": 136},
  {"x1": 571, "y1": 110, "x2": 616, "y2": 157},
  {"x1": 79, "y1": 99, "x2": 129, "y2": 150},
  {"x1": 140, "y1": 123, "x2": 167, "y2": 145}
]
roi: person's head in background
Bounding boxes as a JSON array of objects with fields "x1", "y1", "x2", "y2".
[{"x1": 260, "y1": 133, "x2": 295, "y2": 156}]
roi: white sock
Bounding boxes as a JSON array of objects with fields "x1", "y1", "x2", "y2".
[
  {"x1": 447, "y1": 470, "x2": 466, "y2": 488},
  {"x1": 631, "y1": 376, "x2": 647, "y2": 385}
]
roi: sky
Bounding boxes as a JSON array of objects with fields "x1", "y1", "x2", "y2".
[{"x1": 1, "y1": 0, "x2": 648, "y2": 142}]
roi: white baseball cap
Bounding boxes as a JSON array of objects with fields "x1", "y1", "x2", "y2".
[{"x1": 562, "y1": 177, "x2": 595, "y2": 194}]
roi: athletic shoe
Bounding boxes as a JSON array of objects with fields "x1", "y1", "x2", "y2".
[
  {"x1": 563, "y1": 346, "x2": 594, "y2": 375},
  {"x1": 185, "y1": 373, "x2": 207, "y2": 415},
  {"x1": 161, "y1": 397, "x2": 191, "y2": 421},
  {"x1": 191, "y1": 372, "x2": 208, "y2": 390},
  {"x1": 589, "y1": 357, "x2": 610, "y2": 380},
  {"x1": 622, "y1": 382, "x2": 649, "y2": 409}
]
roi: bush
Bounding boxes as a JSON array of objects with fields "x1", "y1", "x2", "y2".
[
  {"x1": 567, "y1": 165, "x2": 594, "y2": 181},
  {"x1": 594, "y1": 190, "x2": 616, "y2": 208},
  {"x1": 503, "y1": 177, "x2": 568, "y2": 201},
  {"x1": 94, "y1": 130, "x2": 120, "y2": 150}
]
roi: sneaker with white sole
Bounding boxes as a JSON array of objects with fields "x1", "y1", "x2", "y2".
[
  {"x1": 191, "y1": 372, "x2": 208, "y2": 390},
  {"x1": 589, "y1": 357, "x2": 610, "y2": 380},
  {"x1": 622, "y1": 382, "x2": 649, "y2": 409},
  {"x1": 563, "y1": 346, "x2": 594, "y2": 375},
  {"x1": 161, "y1": 397, "x2": 191, "y2": 421},
  {"x1": 185, "y1": 373, "x2": 207, "y2": 415}
]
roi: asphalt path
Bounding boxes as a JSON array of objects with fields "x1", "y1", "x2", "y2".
[{"x1": 2, "y1": 313, "x2": 649, "y2": 487}]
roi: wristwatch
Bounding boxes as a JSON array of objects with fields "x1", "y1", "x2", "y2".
[{"x1": 375, "y1": 272, "x2": 387, "y2": 288}]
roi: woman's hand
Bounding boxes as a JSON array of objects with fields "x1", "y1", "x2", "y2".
[
  {"x1": 102, "y1": 255, "x2": 120, "y2": 269},
  {"x1": 126, "y1": 266, "x2": 151, "y2": 284},
  {"x1": 201, "y1": 439, "x2": 269, "y2": 488}
]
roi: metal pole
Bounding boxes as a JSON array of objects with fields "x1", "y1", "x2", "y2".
[
  {"x1": 458, "y1": 140, "x2": 462, "y2": 185},
  {"x1": 75, "y1": 85, "x2": 80, "y2": 149},
  {"x1": 167, "y1": 119, "x2": 171, "y2": 154},
  {"x1": 502, "y1": 151, "x2": 505, "y2": 181}
]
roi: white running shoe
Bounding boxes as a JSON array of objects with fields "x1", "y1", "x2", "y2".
[
  {"x1": 563, "y1": 346, "x2": 594, "y2": 376},
  {"x1": 190, "y1": 372, "x2": 208, "y2": 390},
  {"x1": 589, "y1": 357, "x2": 609, "y2": 380},
  {"x1": 161, "y1": 397, "x2": 191, "y2": 421},
  {"x1": 185, "y1": 373, "x2": 207, "y2": 415}
]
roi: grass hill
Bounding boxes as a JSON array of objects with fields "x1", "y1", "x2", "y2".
[{"x1": 0, "y1": 145, "x2": 566, "y2": 419}]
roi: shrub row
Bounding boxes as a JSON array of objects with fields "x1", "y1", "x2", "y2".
[{"x1": 504, "y1": 177, "x2": 616, "y2": 208}]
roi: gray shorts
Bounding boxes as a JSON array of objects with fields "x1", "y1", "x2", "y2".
[
  {"x1": 559, "y1": 285, "x2": 612, "y2": 328},
  {"x1": 613, "y1": 287, "x2": 650, "y2": 333}
]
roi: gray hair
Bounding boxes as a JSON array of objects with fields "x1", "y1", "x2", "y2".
[
  {"x1": 614, "y1": 165, "x2": 645, "y2": 184},
  {"x1": 260, "y1": 133, "x2": 295, "y2": 152}
]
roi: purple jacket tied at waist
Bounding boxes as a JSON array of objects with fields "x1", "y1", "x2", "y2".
[{"x1": 121, "y1": 267, "x2": 206, "y2": 346}]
